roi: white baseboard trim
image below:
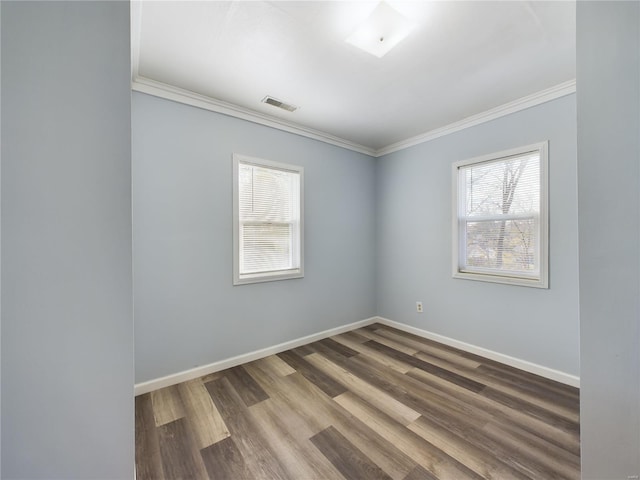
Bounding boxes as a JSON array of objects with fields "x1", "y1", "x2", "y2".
[
  {"x1": 375, "y1": 317, "x2": 580, "y2": 388},
  {"x1": 134, "y1": 316, "x2": 379, "y2": 396},
  {"x1": 135, "y1": 315, "x2": 579, "y2": 395}
]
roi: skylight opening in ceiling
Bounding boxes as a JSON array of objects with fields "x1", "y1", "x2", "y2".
[{"x1": 345, "y1": 1, "x2": 415, "y2": 58}]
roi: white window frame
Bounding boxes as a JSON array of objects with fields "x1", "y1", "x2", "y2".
[
  {"x1": 452, "y1": 142, "x2": 549, "y2": 288},
  {"x1": 233, "y1": 154, "x2": 304, "y2": 285}
]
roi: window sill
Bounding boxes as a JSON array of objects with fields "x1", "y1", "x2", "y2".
[
  {"x1": 453, "y1": 270, "x2": 548, "y2": 289},
  {"x1": 234, "y1": 269, "x2": 304, "y2": 286}
]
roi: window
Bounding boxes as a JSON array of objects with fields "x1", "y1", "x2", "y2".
[
  {"x1": 452, "y1": 142, "x2": 548, "y2": 288},
  {"x1": 233, "y1": 154, "x2": 303, "y2": 285}
]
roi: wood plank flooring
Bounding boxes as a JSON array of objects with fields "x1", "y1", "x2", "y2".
[{"x1": 135, "y1": 323, "x2": 580, "y2": 479}]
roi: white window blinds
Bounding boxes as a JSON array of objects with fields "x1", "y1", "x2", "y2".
[
  {"x1": 233, "y1": 155, "x2": 303, "y2": 285},
  {"x1": 453, "y1": 143, "x2": 548, "y2": 288}
]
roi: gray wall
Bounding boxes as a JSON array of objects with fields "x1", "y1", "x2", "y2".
[
  {"x1": 133, "y1": 92, "x2": 377, "y2": 383},
  {"x1": 376, "y1": 94, "x2": 580, "y2": 376},
  {"x1": 0, "y1": 3, "x2": 3, "y2": 474},
  {"x1": 1, "y1": 2, "x2": 637, "y2": 477},
  {"x1": 1, "y1": 2, "x2": 133, "y2": 478},
  {"x1": 577, "y1": 2, "x2": 640, "y2": 478}
]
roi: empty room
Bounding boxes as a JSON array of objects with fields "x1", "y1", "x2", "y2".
[{"x1": 1, "y1": 1, "x2": 639, "y2": 480}]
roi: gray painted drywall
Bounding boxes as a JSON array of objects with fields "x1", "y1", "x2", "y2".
[
  {"x1": 133, "y1": 92, "x2": 377, "y2": 383},
  {"x1": 1, "y1": 2, "x2": 133, "y2": 478},
  {"x1": 577, "y1": 2, "x2": 640, "y2": 478},
  {"x1": 0, "y1": 4, "x2": 3, "y2": 474},
  {"x1": 376, "y1": 94, "x2": 580, "y2": 376}
]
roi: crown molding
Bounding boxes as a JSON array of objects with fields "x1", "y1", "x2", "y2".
[
  {"x1": 131, "y1": 76, "x2": 377, "y2": 157},
  {"x1": 374, "y1": 79, "x2": 576, "y2": 157},
  {"x1": 130, "y1": 5, "x2": 574, "y2": 157},
  {"x1": 131, "y1": 76, "x2": 575, "y2": 159}
]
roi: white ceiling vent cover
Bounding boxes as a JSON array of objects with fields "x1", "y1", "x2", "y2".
[{"x1": 262, "y1": 96, "x2": 298, "y2": 112}]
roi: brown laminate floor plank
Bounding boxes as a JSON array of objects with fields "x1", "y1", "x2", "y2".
[
  {"x1": 224, "y1": 365, "x2": 270, "y2": 407},
  {"x1": 480, "y1": 385, "x2": 580, "y2": 435},
  {"x1": 356, "y1": 346, "x2": 582, "y2": 462},
  {"x1": 135, "y1": 393, "x2": 164, "y2": 480},
  {"x1": 476, "y1": 363, "x2": 580, "y2": 408},
  {"x1": 402, "y1": 465, "x2": 440, "y2": 480},
  {"x1": 401, "y1": 358, "x2": 581, "y2": 456},
  {"x1": 337, "y1": 330, "x2": 370, "y2": 343},
  {"x1": 317, "y1": 337, "x2": 361, "y2": 357},
  {"x1": 277, "y1": 349, "x2": 348, "y2": 397},
  {"x1": 398, "y1": 369, "x2": 579, "y2": 478},
  {"x1": 246, "y1": 360, "x2": 418, "y2": 480},
  {"x1": 257, "y1": 354, "x2": 297, "y2": 376},
  {"x1": 136, "y1": 324, "x2": 580, "y2": 480},
  {"x1": 342, "y1": 353, "x2": 489, "y2": 430},
  {"x1": 306, "y1": 352, "x2": 421, "y2": 426},
  {"x1": 178, "y1": 378, "x2": 230, "y2": 449},
  {"x1": 304, "y1": 337, "x2": 362, "y2": 364},
  {"x1": 304, "y1": 339, "x2": 355, "y2": 365},
  {"x1": 404, "y1": 367, "x2": 582, "y2": 460},
  {"x1": 384, "y1": 324, "x2": 579, "y2": 405},
  {"x1": 364, "y1": 339, "x2": 487, "y2": 393},
  {"x1": 291, "y1": 344, "x2": 316, "y2": 357},
  {"x1": 248, "y1": 397, "x2": 346, "y2": 479},
  {"x1": 406, "y1": 415, "x2": 532, "y2": 480},
  {"x1": 412, "y1": 350, "x2": 580, "y2": 422},
  {"x1": 334, "y1": 391, "x2": 484, "y2": 480},
  {"x1": 243, "y1": 361, "x2": 328, "y2": 438},
  {"x1": 412, "y1": 414, "x2": 577, "y2": 480},
  {"x1": 204, "y1": 377, "x2": 289, "y2": 479},
  {"x1": 356, "y1": 328, "x2": 421, "y2": 355},
  {"x1": 481, "y1": 421, "x2": 581, "y2": 478},
  {"x1": 158, "y1": 417, "x2": 208, "y2": 480},
  {"x1": 151, "y1": 384, "x2": 186, "y2": 427},
  {"x1": 332, "y1": 333, "x2": 414, "y2": 373},
  {"x1": 310, "y1": 425, "x2": 392, "y2": 480},
  {"x1": 200, "y1": 436, "x2": 253, "y2": 480},
  {"x1": 369, "y1": 324, "x2": 578, "y2": 399},
  {"x1": 372, "y1": 328, "x2": 483, "y2": 370}
]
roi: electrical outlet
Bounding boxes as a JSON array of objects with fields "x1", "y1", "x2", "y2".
[{"x1": 416, "y1": 301, "x2": 423, "y2": 313}]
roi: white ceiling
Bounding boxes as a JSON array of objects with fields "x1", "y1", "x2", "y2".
[{"x1": 132, "y1": 1, "x2": 576, "y2": 155}]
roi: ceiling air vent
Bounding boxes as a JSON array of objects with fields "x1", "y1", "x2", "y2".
[{"x1": 262, "y1": 96, "x2": 298, "y2": 113}]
